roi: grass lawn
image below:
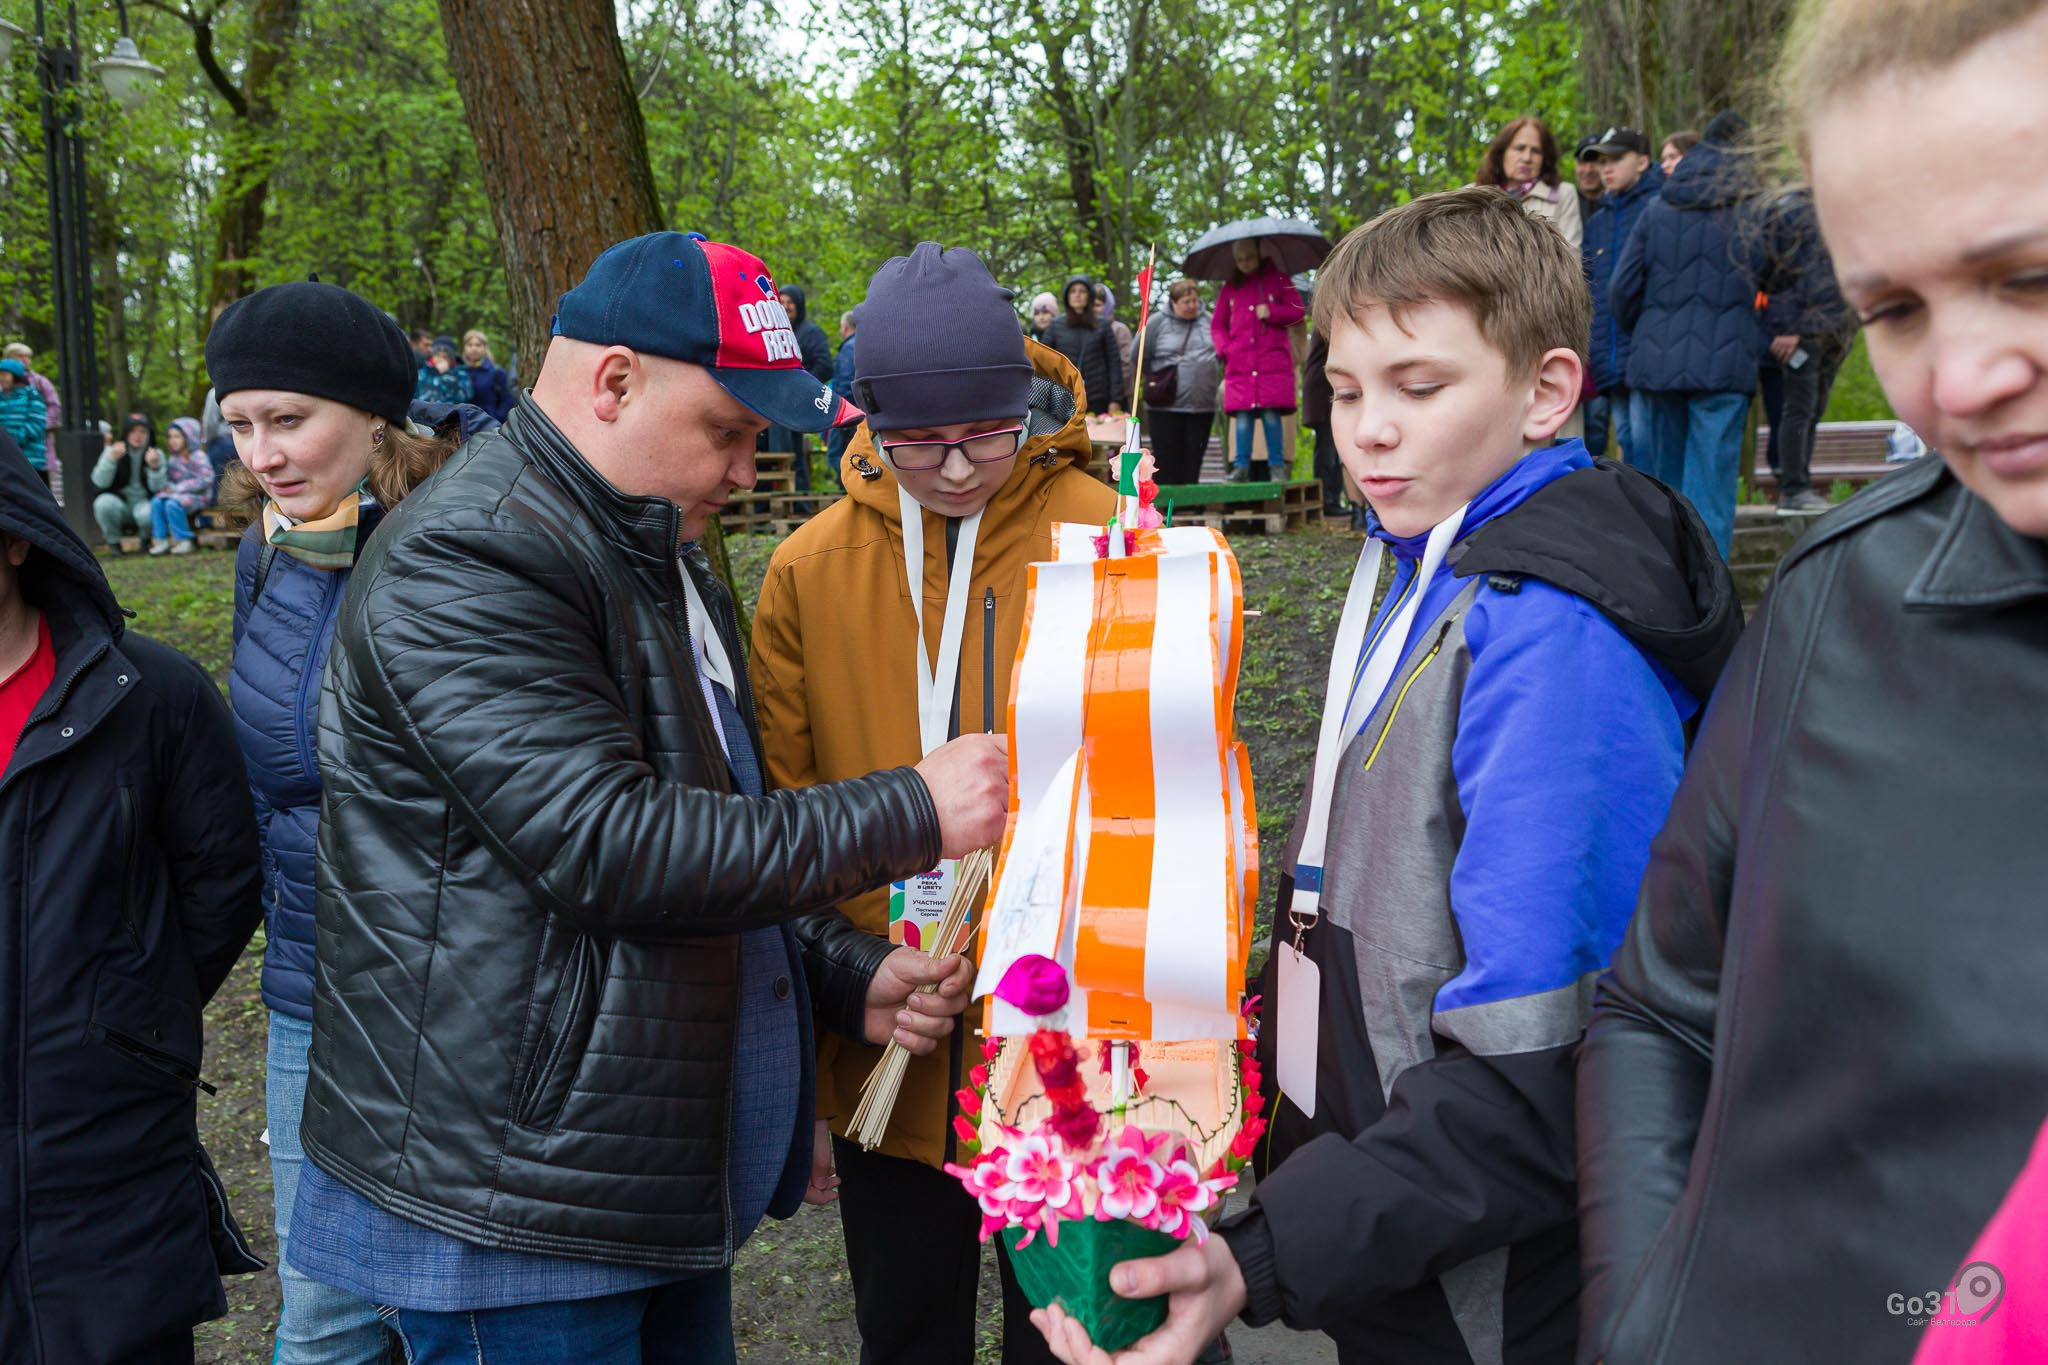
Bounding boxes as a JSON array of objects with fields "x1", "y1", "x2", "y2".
[{"x1": 109, "y1": 526, "x2": 1358, "y2": 1363}]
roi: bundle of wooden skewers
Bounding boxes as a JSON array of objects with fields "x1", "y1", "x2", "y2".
[{"x1": 847, "y1": 844, "x2": 995, "y2": 1150}]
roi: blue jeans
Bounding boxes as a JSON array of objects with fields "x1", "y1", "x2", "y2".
[
  {"x1": 270, "y1": 1011, "x2": 390, "y2": 1364},
  {"x1": 150, "y1": 496, "x2": 193, "y2": 542},
  {"x1": 1629, "y1": 389, "x2": 1750, "y2": 555},
  {"x1": 1232, "y1": 409, "x2": 1285, "y2": 474},
  {"x1": 385, "y1": 1275, "x2": 735, "y2": 1365},
  {"x1": 1584, "y1": 389, "x2": 1635, "y2": 463}
]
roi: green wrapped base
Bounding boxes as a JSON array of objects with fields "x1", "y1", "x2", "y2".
[{"x1": 1002, "y1": 1219, "x2": 1179, "y2": 1352}]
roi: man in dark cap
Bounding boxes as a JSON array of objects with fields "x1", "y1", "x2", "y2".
[{"x1": 282, "y1": 232, "x2": 1012, "y2": 1358}]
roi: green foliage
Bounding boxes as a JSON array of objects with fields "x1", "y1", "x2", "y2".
[
  {"x1": 3, "y1": 0, "x2": 1597, "y2": 418},
  {"x1": 1822, "y1": 331, "x2": 1894, "y2": 424}
]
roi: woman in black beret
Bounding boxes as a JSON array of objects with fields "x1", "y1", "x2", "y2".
[{"x1": 205, "y1": 280, "x2": 455, "y2": 1364}]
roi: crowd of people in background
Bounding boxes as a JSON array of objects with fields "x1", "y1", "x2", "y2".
[{"x1": 7, "y1": 114, "x2": 1856, "y2": 561}]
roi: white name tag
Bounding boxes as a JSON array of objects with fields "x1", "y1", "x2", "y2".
[
  {"x1": 1275, "y1": 941, "x2": 1321, "y2": 1120},
  {"x1": 890, "y1": 859, "x2": 959, "y2": 951}
]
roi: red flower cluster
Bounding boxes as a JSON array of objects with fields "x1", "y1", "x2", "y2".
[
  {"x1": 1028, "y1": 1028, "x2": 1101, "y2": 1153},
  {"x1": 1209, "y1": 1035, "x2": 1269, "y2": 1180}
]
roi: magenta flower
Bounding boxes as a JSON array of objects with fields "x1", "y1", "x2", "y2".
[
  {"x1": 1150, "y1": 1154, "x2": 1232, "y2": 1244},
  {"x1": 1093, "y1": 1126, "x2": 1167, "y2": 1223},
  {"x1": 994, "y1": 955, "x2": 1071, "y2": 1017}
]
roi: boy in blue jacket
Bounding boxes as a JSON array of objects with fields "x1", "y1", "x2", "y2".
[{"x1": 1034, "y1": 186, "x2": 1741, "y2": 1365}]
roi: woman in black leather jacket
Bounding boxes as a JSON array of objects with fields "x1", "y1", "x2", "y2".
[{"x1": 1576, "y1": 4, "x2": 2048, "y2": 1362}]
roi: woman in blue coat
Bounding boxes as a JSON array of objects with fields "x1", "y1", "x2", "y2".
[{"x1": 210, "y1": 281, "x2": 455, "y2": 1363}]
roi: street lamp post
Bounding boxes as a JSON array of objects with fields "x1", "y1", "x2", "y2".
[{"x1": 22, "y1": 0, "x2": 162, "y2": 544}]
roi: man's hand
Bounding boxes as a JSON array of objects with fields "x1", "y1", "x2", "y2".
[
  {"x1": 1032, "y1": 1237, "x2": 1248, "y2": 1365},
  {"x1": 914, "y1": 733, "x2": 1008, "y2": 859},
  {"x1": 803, "y1": 1120, "x2": 840, "y2": 1205},
  {"x1": 864, "y1": 946, "x2": 973, "y2": 1054},
  {"x1": 1770, "y1": 334, "x2": 1800, "y2": 363}
]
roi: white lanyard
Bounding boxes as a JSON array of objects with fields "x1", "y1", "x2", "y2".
[
  {"x1": 1289, "y1": 503, "x2": 1468, "y2": 933},
  {"x1": 898, "y1": 485, "x2": 983, "y2": 757},
  {"x1": 678, "y1": 561, "x2": 738, "y2": 762}
]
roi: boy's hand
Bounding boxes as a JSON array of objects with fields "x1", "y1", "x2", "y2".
[
  {"x1": 864, "y1": 947, "x2": 972, "y2": 1053},
  {"x1": 803, "y1": 1120, "x2": 839, "y2": 1204},
  {"x1": 1032, "y1": 1237, "x2": 1248, "y2": 1365},
  {"x1": 144, "y1": 448, "x2": 162, "y2": 469}
]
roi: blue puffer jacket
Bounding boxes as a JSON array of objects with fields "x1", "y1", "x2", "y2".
[
  {"x1": 1612, "y1": 140, "x2": 1764, "y2": 395},
  {"x1": 1582, "y1": 163, "x2": 1664, "y2": 392},
  {"x1": 230, "y1": 528, "x2": 349, "y2": 1019}
]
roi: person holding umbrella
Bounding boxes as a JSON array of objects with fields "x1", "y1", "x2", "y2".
[{"x1": 1212, "y1": 238, "x2": 1307, "y2": 481}]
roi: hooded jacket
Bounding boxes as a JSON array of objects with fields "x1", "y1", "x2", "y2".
[
  {"x1": 1577, "y1": 457, "x2": 2048, "y2": 1364},
  {"x1": 751, "y1": 338, "x2": 1117, "y2": 1169},
  {"x1": 1222, "y1": 443, "x2": 1739, "y2": 1363},
  {"x1": 0, "y1": 361, "x2": 49, "y2": 464},
  {"x1": 779, "y1": 284, "x2": 836, "y2": 386},
  {"x1": 299, "y1": 399, "x2": 942, "y2": 1267},
  {"x1": 1212, "y1": 260, "x2": 1307, "y2": 413},
  {"x1": 1756, "y1": 187, "x2": 1858, "y2": 348},
  {"x1": 1040, "y1": 275, "x2": 1128, "y2": 413},
  {"x1": 1582, "y1": 162, "x2": 1664, "y2": 392},
  {"x1": 1612, "y1": 141, "x2": 1764, "y2": 395},
  {"x1": 161, "y1": 418, "x2": 214, "y2": 512},
  {"x1": 0, "y1": 433, "x2": 265, "y2": 1360}
]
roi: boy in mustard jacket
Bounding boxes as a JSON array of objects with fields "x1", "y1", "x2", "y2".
[{"x1": 751, "y1": 242, "x2": 1116, "y2": 1365}]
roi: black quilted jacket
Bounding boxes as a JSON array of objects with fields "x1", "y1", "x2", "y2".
[{"x1": 300, "y1": 399, "x2": 937, "y2": 1269}]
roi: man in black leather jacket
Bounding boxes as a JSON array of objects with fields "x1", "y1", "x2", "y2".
[
  {"x1": 1576, "y1": 446, "x2": 2048, "y2": 1362},
  {"x1": 284, "y1": 233, "x2": 1011, "y2": 1356}
]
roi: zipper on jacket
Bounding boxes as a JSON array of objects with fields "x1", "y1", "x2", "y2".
[
  {"x1": 293, "y1": 574, "x2": 346, "y2": 781},
  {"x1": 99, "y1": 1026, "x2": 217, "y2": 1095},
  {"x1": 1361, "y1": 617, "x2": 1457, "y2": 773},
  {"x1": 118, "y1": 786, "x2": 144, "y2": 949}
]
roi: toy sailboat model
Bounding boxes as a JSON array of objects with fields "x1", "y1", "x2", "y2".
[{"x1": 947, "y1": 441, "x2": 1265, "y2": 1350}]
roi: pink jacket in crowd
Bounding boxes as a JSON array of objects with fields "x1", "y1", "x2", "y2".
[
  {"x1": 1914, "y1": 1117, "x2": 2048, "y2": 1362},
  {"x1": 1210, "y1": 260, "x2": 1305, "y2": 413}
]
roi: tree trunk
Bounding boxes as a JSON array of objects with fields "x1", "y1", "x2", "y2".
[
  {"x1": 435, "y1": 0, "x2": 748, "y2": 631},
  {"x1": 435, "y1": 0, "x2": 664, "y2": 378}
]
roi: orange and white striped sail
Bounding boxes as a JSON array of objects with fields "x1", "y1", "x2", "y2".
[{"x1": 975, "y1": 524, "x2": 1257, "y2": 1043}]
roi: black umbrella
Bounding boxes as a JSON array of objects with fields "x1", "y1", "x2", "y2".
[{"x1": 1180, "y1": 217, "x2": 1333, "y2": 280}]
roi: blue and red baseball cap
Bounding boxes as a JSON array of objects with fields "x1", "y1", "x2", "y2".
[{"x1": 552, "y1": 231, "x2": 862, "y2": 432}]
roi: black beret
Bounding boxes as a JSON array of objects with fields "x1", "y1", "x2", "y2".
[{"x1": 205, "y1": 280, "x2": 415, "y2": 425}]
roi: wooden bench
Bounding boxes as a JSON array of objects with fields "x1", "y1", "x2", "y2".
[{"x1": 1753, "y1": 420, "x2": 1901, "y2": 494}]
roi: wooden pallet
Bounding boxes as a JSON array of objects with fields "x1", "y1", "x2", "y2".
[{"x1": 1155, "y1": 479, "x2": 1323, "y2": 534}]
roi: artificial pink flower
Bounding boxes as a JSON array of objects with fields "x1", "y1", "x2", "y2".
[
  {"x1": 1092, "y1": 1125, "x2": 1169, "y2": 1222},
  {"x1": 1151, "y1": 1156, "x2": 1232, "y2": 1243},
  {"x1": 995, "y1": 955, "x2": 1071, "y2": 1016},
  {"x1": 982, "y1": 1036, "x2": 1002, "y2": 1062},
  {"x1": 1001, "y1": 1134, "x2": 1079, "y2": 1211},
  {"x1": 969, "y1": 1063, "x2": 991, "y2": 1089}
]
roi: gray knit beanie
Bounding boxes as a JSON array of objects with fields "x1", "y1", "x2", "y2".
[{"x1": 851, "y1": 243, "x2": 1032, "y2": 432}]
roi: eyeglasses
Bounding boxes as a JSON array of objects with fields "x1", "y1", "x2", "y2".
[{"x1": 876, "y1": 423, "x2": 1028, "y2": 472}]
